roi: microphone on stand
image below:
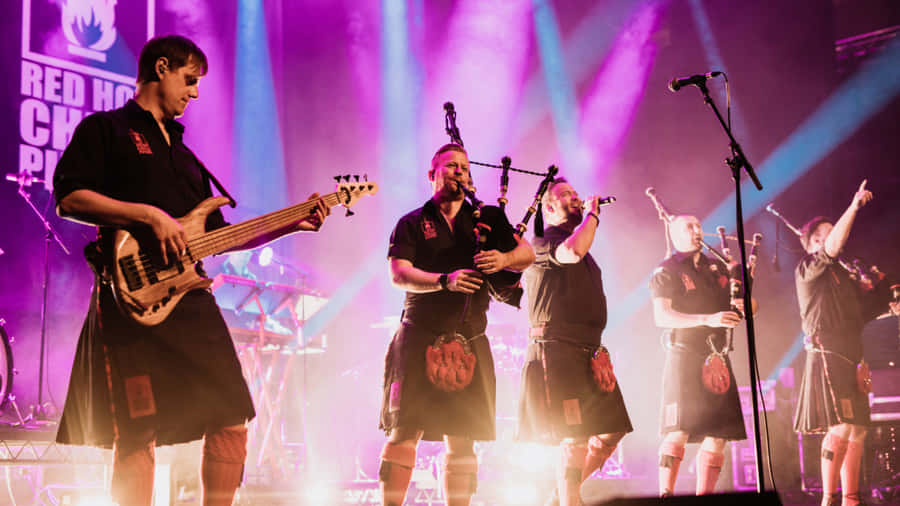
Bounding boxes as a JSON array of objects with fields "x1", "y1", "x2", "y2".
[{"x1": 668, "y1": 71, "x2": 722, "y2": 92}]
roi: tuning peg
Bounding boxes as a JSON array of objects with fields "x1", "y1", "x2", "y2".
[
  {"x1": 334, "y1": 175, "x2": 341, "y2": 183},
  {"x1": 354, "y1": 175, "x2": 360, "y2": 182},
  {"x1": 346, "y1": 209, "x2": 355, "y2": 217}
]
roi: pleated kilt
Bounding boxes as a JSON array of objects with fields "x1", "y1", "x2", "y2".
[
  {"x1": 516, "y1": 336, "x2": 633, "y2": 444},
  {"x1": 793, "y1": 333, "x2": 870, "y2": 434},
  {"x1": 659, "y1": 334, "x2": 746, "y2": 443},
  {"x1": 56, "y1": 283, "x2": 256, "y2": 448},
  {"x1": 379, "y1": 321, "x2": 496, "y2": 442}
]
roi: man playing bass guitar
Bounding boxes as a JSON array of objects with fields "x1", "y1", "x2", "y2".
[{"x1": 52, "y1": 35, "x2": 329, "y2": 506}]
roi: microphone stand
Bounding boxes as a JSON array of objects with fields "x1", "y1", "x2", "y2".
[
  {"x1": 8, "y1": 174, "x2": 70, "y2": 424},
  {"x1": 692, "y1": 82, "x2": 767, "y2": 492}
]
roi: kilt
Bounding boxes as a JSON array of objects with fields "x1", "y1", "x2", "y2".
[
  {"x1": 793, "y1": 333, "x2": 870, "y2": 433},
  {"x1": 379, "y1": 321, "x2": 496, "y2": 442},
  {"x1": 516, "y1": 338, "x2": 633, "y2": 444},
  {"x1": 659, "y1": 335, "x2": 746, "y2": 443},
  {"x1": 56, "y1": 283, "x2": 256, "y2": 448}
]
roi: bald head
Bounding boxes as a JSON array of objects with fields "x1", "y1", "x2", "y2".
[{"x1": 670, "y1": 215, "x2": 703, "y2": 253}]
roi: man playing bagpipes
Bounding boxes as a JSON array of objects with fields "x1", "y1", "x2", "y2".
[{"x1": 378, "y1": 143, "x2": 534, "y2": 505}]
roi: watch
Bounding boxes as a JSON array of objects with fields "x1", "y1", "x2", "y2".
[{"x1": 439, "y1": 273, "x2": 449, "y2": 290}]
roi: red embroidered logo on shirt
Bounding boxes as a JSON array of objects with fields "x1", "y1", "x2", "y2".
[
  {"x1": 422, "y1": 219, "x2": 437, "y2": 240},
  {"x1": 681, "y1": 273, "x2": 696, "y2": 291},
  {"x1": 129, "y1": 129, "x2": 153, "y2": 155},
  {"x1": 718, "y1": 275, "x2": 728, "y2": 288}
]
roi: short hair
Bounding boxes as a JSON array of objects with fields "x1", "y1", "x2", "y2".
[
  {"x1": 799, "y1": 216, "x2": 831, "y2": 250},
  {"x1": 430, "y1": 143, "x2": 467, "y2": 168},
  {"x1": 137, "y1": 35, "x2": 208, "y2": 84},
  {"x1": 542, "y1": 177, "x2": 569, "y2": 208}
]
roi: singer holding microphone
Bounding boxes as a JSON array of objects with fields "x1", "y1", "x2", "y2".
[
  {"x1": 378, "y1": 143, "x2": 534, "y2": 506},
  {"x1": 792, "y1": 180, "x2": 900, "y2": 506},
  {"x1": 516, "y1": 177, "x2": 632, "y2": 506},
  {"x1": 649, "y1": 215, "x2": 753, "y2": 497}
]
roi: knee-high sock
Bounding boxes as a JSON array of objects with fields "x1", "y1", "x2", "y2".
[
  {"x1": 379, "y1": 442, "x2": 416, "y2": 506},
  {"x1": 201, "y1": 426, "x2": 248, "y2": 506},
  {"x1": 443, "y1": 452, "x2": 478, "y2": 506},
  {"x1": 840, "y1": 440, "x2": 864, "y2": 506},
  {"x1": 111, "y1": 438, "x2": 156, "y2": 506},
  {"x1": 658, "y1": 440, "x2": 685, "y2": 496},
  {"x1": 581, "y1": 436, "x2": 617, "y2": 482},
  {"x1": 695, "y1": 449, "x2": 725, "y2": 495},
  {"x1": 558, "y1": 441, "x2": 588, "y2": 506},
  {"x1": 821, "y1": 432, "x2": 849, "y2": 503}
]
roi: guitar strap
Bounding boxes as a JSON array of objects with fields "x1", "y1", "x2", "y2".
[{"x1": 183, "y1": 146, "x2": 238, "y2": 209}]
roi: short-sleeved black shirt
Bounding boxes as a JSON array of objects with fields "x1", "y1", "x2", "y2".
[
  {"x1": 795, "y1": 250, "x2": 862, "y2": 337},
  {"x1": 649, "y1": 251, "x2": 731, "y2": 346},
  {"x1": 53, "y1": 99, "x2": 226, "y2": 238},
  {"x1": 524, "y1": 225, "x2": 607, "y2": 342},
  {"x1": 795, "y1": 250, "x2": 888, "y2": 339},
  {"x1": 388, "y1": 199, "x2": 513, "y2": 334}
]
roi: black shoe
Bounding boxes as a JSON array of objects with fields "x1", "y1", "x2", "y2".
[{"x1": 823, "y1": 492, "x2": 840, "y2": 506}]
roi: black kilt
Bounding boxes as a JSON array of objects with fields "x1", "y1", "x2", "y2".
[
  {"x1": 379, "y1": 322, "x2": 496, "y2": 442},
  {"x1": 56, "y1": 283, "x2": 256, "y2": 448},
  {"x1": 659, "y1": 338, "x2": 746, "y2": 443},
  {"x1": 793, "y1": 334, "x2": 870, "y2": 433},
  {"x1": 516, "y1": 339, "x2": 633, "y2": 444}
]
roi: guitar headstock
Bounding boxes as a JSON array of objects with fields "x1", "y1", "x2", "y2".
[{"x1": 335, "y1": 175, "x2": 378, "y2": 213}]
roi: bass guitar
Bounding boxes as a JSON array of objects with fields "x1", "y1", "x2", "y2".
[{"x1": 101, "y1": 180, "x2": 377, "y2": 326}]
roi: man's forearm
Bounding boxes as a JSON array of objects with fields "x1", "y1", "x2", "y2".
[
  {"x1": 390, "y1": 260, "x2": 441, "y2": 293},
  {"x1": 58, "y1": 189, "x2": 155, "y2": 227},
  {"x1": 504, "y1": 239, "x2": 535, "y2": 271},
  {"x1": 558, "y1": 214, "x2": 598, "y2": 263}
]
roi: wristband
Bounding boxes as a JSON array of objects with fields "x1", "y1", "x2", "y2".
[
  {"x1": 587, "y1": 211, "x2": 600, "y2": 224},
  {"x1": 439, "y1": 273, "x2": 449, "y2": 290}
]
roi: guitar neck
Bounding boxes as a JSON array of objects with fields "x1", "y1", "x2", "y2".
[{"x1": 187, "y1": 192, "x2": 342, "y2": 259}]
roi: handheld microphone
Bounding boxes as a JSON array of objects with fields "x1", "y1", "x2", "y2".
[
  {"x1": 668, "y1": 71, "x2": 722, "y2": 92},
  {"x1": 581, "y1": 196, "x2": 617, "y2": 209}
]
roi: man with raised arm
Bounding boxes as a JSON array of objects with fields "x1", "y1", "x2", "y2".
[{"x1": 793, "y1": 180, "x2": 900, "y2": 506}]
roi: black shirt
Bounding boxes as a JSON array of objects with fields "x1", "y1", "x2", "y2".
[
  {"x1": 649, "y1": 251, "x2": 731, "y2": 347},
  {"x1": 795, "y1": 250, "x2": 887, "y2": 339},
  {"x1": 53, "y1": 99, "x2": 226, "y2": 238},
  {"x1": 388, "y1": 198, "x2": 513, "y2": 334},
  {"x1": 524, "y1": 225, "x2": 607, "y2": 343}
]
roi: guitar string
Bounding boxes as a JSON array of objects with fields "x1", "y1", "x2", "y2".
[
  {"x1": 128, "y1": 195, "x2": 337, "y2": 273},
  {"x1": 125, "y1": 188, "x2": 369, "y2": 279}
]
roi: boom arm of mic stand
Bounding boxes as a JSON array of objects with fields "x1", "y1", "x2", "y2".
[
  {"x1": 16, "y1": 184, "x2": 71, "y2": 255},
  {"x1": 695, "y1": 82, "x2": 763, "y2": 191}
]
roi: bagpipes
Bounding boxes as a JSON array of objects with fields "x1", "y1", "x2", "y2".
[
  {"x1": 645, "y1": 187, "x2": 763, "y2": 395},
  {"x1": 443, "y1": 102, "x2": 563, "y2": 308},
  {"x1": 426, "y1": 103, "x2": 560, "y2": 393}
]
